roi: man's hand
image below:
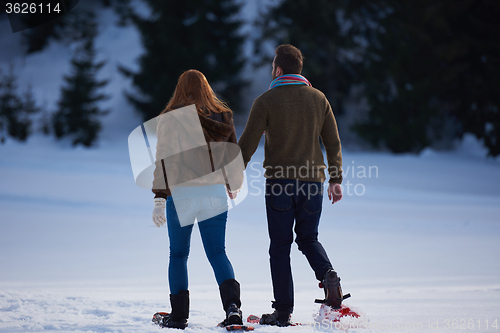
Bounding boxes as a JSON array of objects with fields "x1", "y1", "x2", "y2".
[
  {"x1": 152, "y1": 198, "x2": 167, "y2": 227},
  {"x1": 327, "y1": 183, "x2": 343, "y2": 204}
]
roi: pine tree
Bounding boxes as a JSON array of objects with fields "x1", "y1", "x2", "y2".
[
  {"x1": 0, "y1": 67, "x2": 40, "y2": 143},
  {"x1": 52, "y1": 11, "x2": 109, "y2": 147},
  {"x1": 352, "y1": 0, "x2": 500, "y2": 155},
  {"x1": 20, "y1": 84, "x2": 42, "y2": 135},
  {"x1": 118, "y1": 0, "x2": 246, "y2": 121},
  {"x1": 39, "y1": 101, "x2": 52, "y2": 136}
]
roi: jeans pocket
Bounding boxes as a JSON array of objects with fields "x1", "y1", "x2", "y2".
[
  {"x1": 209, "y1": 196, "x2": 227, "y2": 210},
  {"x1": 269, "y1": 192, "x2": 292, "y2": 212},
  {"x1": 303, "y1": 198, "x2": 321, "y2": 215},
  {"x1": 173, "y1": 198, "x2": 192, "y2": 214}
]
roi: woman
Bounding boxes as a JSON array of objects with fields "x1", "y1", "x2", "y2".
[{"x1": 151, "y1": 70, "x2": 242, "y2": 329}]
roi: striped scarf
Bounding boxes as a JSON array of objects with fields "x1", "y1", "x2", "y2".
[{"x1": 269, "y1": 74, "x2": 312, "y2": 90}]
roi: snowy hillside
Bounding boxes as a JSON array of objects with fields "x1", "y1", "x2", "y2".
[{"x1": 1, "y1": 134, "x2": 499, "y2": 332}]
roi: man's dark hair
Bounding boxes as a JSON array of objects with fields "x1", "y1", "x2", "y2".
[{"x1": 275, "y1": 44, "x2": 303, "y2": 74}]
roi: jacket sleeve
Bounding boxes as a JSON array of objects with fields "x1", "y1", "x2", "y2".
[
  {"x1": 152, "y1": 120, "x2": 171, "y2": 198},
  {"x1": 320, "y1": 100, "x2": 343, "y2": 184},
  {"x1": 223, "y1": 112, "x2": 245, "y2": 192},
  {"x1": 237, "y1": 97, "x2": 267, "y2": 168}
]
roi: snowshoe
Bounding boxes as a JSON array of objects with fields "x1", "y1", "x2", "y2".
[
  {"x1": 152, "y1": 311, "x2": 188, "y2": 329},
  {"x1": 223, "y1": 324, "x2": 254, "y2": 331}
]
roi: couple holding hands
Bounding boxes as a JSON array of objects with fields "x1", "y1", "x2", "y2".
[{"x1": 151, "y1": 44, "x2": 344, "y2": 329}]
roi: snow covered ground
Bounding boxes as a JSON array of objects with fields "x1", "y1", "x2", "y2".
[{"x1": 1, "y1": 133, "x2": 499, "y2": 332}]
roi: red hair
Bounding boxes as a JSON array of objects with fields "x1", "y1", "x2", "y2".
[{"x1": 161, "y1": 70, "x2": 232, "y2": 115}]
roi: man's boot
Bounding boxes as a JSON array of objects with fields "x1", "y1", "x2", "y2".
[
  {"x1": 322, "y1": 269, "x2": 343, "y2": 309},
  {"x1": 259, "y1": 309, "x2": 292, "y2": 327}
]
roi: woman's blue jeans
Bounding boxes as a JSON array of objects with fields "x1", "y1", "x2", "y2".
[{"x1": 166, "y1": 195, "x2": 235, "y2": 295}]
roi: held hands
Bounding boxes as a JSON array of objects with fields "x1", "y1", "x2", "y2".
[
  {"x1": 327, "y1": 183, "x2": 343, "y2": 204},
  {"x1": 152, "y1": 198, "x2": 167, "y2": 227},
  {"x1": 226, "y1": 188, "x2": 240, "y2": 200}
]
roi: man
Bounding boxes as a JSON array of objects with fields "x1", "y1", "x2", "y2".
[{"x1": 238, "y1": 44, "x2": 345, "y2": 326}]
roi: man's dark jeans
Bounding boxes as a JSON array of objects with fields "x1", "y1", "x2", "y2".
[{"x1": 265, "y1": 179, "x2": 333, "y2": 313}]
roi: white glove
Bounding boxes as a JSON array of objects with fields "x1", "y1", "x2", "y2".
[{"x1": 152, "y1": 198, "x2": 167, "y2": 227}]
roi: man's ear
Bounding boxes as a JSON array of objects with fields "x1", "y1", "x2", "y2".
[{"x1": 277, "y1": 67, "x2": 283, "y2": 77}]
